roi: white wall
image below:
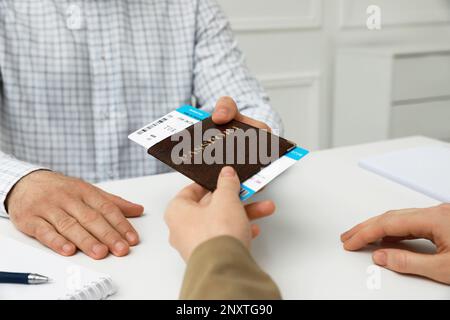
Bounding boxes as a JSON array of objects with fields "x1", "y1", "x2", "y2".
[{"x1": 218, "y1": 0, "x2": 450, "y2": 150}]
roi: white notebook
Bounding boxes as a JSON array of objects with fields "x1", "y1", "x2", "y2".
[
  {"x1": 359, "y1": 145, "x2": 450, "y2": 203},
  {"x1": 0, "y1": 237, "x2": 116, "y2": 300}
]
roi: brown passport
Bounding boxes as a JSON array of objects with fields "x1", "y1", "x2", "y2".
[{"x1": 148, "y1": 117, "x2": 296, "y2": 191}]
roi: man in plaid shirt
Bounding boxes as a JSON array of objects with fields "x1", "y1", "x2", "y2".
[{"x1": 0, "y1": 0, "x2": 282, "y2": 259}]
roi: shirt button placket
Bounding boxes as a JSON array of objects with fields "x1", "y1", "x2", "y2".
[
  {"x1": 86, "y1": 4, "x2": 111, "y2": 181},
  {"x1": 65, "y1": 4, "x2": 83, "y2": 30}
]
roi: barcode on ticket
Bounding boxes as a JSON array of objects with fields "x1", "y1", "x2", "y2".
[
  {"x1": 137, "y1": 115, "x2": 174, "y2": 135},
  {"x1": 128, "y1": 106, "x2": 209, "y2": 149}
]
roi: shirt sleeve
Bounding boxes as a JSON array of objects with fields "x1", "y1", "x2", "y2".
[
  {"x1": 0, "y1": 8, "x2": 45, "y2": 218},
  {"x1": 180, "y1": 236, "x2": 282, "y2": 300},
  {"x1": 193, "y1": 0, "x2": 284, "y2": 136},
  {"x1": 0, "y1": 152, "x2": 46, "y2": 218}
]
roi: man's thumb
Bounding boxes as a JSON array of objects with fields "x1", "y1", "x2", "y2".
[
  {"x1": 216, "y1": 166, "x2": 241, "y2": 195},
  {"x1": 373, "y1": 249, "x2": 448, "y2": 284}
]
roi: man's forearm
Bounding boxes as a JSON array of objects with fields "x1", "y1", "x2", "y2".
[{"x1": 0, "y1": 152, "x2": 46, "y2": 217}]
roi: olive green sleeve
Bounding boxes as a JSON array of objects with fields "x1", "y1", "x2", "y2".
[{"x1": 180, "y1": 236, "x2": 282, "y2": 300}]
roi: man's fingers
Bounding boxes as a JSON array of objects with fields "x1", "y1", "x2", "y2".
[
  {"x1": 236, "y1": 114, "x2": 271, "y2": 132},
  {"x1": 97, "y1": 203, "x2": 140, "y2": 246},
  {"x1": 22, "y1": 217, "x2": 76, "y2": 256},
  {"x1": 91, "y1": 190, "x2": 141, "y2": 245},
  {"x1": 341, "y1": 216, "x2": 379, "y2": 242},
  {"x1": 343, "y1": 224, "x2": 388, "y2": 251},
  {"x1": 341, "y1": 208, "x2": 420, "y2": 242},
  {"x1": 373, "y1": 249, "x2": 450, "y2": 284},
  {"x1": 64, "y1": 199, "x2": 130, "y2": 257},
  {"x1": 212, "y1": 96, "x2": 271, "y2": 131},
  {"x1": 245, "y1": 200, "x2": 276, "y2": 220},
  {"x1": 343, "y1": 210, "x2": 434, "y2": 251},
  {"x1": 97, "y1": 189, "x2": 144, "y2": 218},
  {"x1": 211, "y1": 96, "x2": 238, "y2": 124},
  {"x1": 43, "y1": 209, "x2": 109, "y2": 259},
  {"x1": 176, "y1": 183, "x2": 209, "y2": 203},
  {"x1": 251, "y1": 224, "x2": 261, "y2": 238},
  {"x1": 215, "y1": 167, "x2": 241, "y2": 196}
]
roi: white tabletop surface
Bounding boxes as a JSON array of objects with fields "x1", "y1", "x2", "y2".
[{"x1": 1, "y1": 136, "x2": 449, "y2": 299}]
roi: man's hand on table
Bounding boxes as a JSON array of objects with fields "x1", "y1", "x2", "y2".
[
  {"x1": 6, "y1": 170, "x2": 144, "y2": 260},
  {"x1": 341, "y1": 204, "x2": 450, "y2": 285}
]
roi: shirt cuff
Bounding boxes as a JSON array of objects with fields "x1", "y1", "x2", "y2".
[{"x1": 0, "y1": 156, "x2": 47, "y2": 218}]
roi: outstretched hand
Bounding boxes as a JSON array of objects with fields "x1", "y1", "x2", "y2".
[
  {"x1": 341, "y1": 204, "x2": 450, "y2": 284},
  {"x1": 165, "y1": 166, "x2": 276, "y2": 261}
]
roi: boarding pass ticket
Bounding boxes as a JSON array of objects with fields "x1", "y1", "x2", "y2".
[{"x1": 129, "y1": 105, "x2": 309, "y2": 201}]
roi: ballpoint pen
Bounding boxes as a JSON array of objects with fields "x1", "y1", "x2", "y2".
[{"x1": 0, "y1": 271, "x2": 50, "y2": 285}]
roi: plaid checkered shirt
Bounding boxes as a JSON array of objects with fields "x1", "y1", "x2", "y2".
[{"x1": 0, "y1": 0, "x2": 283, "y2": 217}]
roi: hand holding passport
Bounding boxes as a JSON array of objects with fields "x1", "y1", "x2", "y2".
[{"x1": 129, "y1": 105, "x2": 308, "y2": 200}]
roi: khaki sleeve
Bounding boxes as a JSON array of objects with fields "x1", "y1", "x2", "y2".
[{"x1": 180, "y1": 236, "x2": 282, "y2": 300}]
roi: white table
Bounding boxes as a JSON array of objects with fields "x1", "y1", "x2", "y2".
[{"x1": 1, "y1": 136, "x2": 449, "y2": 299}]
